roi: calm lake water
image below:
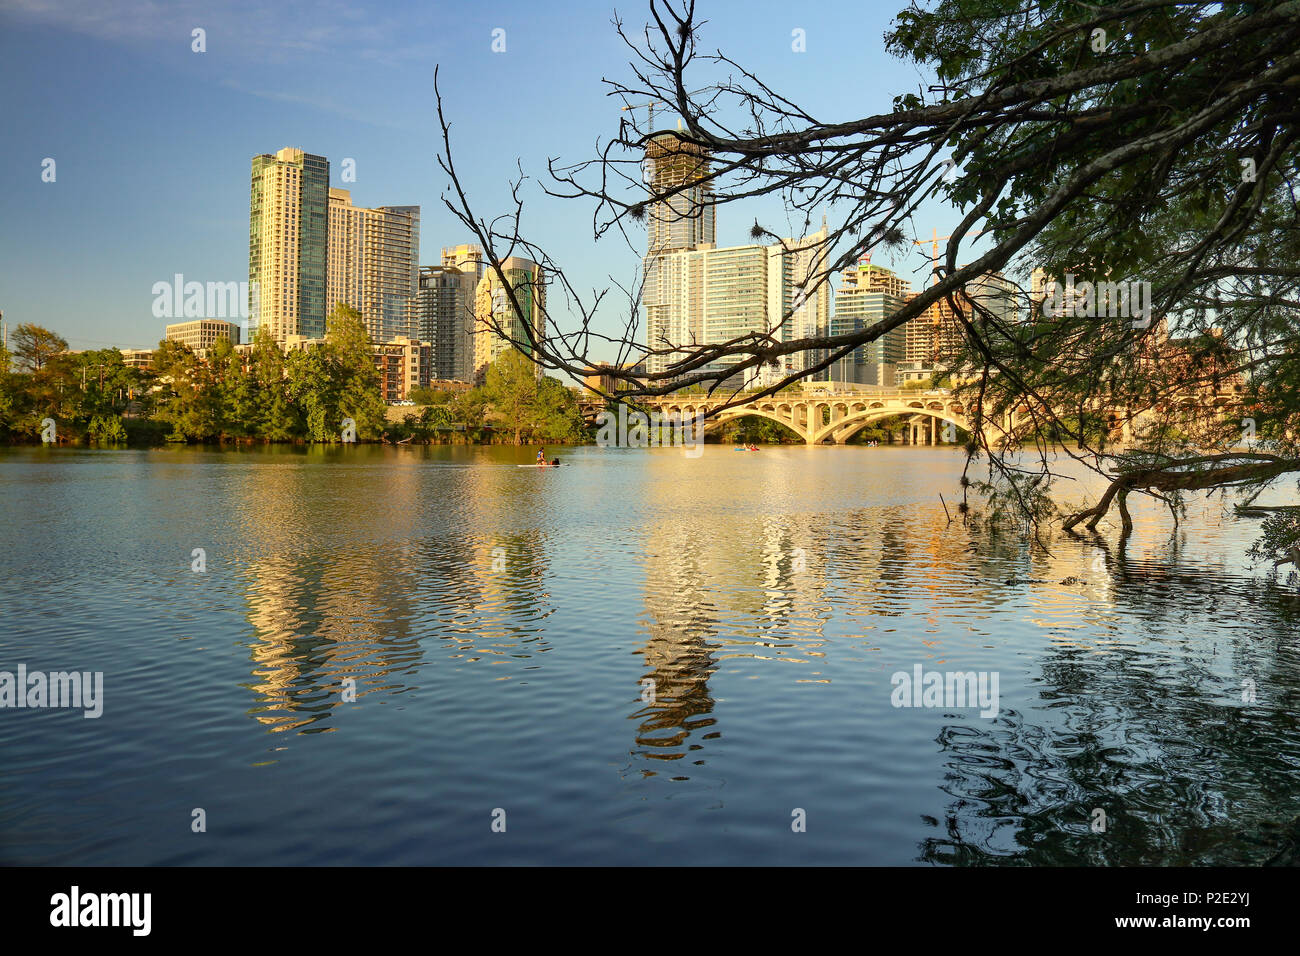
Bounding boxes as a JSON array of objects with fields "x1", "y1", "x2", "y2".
[{"x1": 2, "y1": 443, "x2": 1299, "y2": 865}]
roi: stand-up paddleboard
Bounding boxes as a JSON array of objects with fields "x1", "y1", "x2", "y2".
[{"x1": 518, "y1": 463, "x2": 559, "y2": 468}]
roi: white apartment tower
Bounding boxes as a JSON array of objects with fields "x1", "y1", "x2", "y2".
[
  {"x1": 326, "y1": 188, "x2": 420, "y2": 342},
  {"x1": 642, "y1": 228, "x2": 830, "y2": 387}
]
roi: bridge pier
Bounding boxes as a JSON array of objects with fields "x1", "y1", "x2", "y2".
[{"x1": 906, "y1": 417, "x2": 935, "y2": 445}]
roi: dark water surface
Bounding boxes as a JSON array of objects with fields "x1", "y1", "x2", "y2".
[{"x1": 2, "y1": 443, "x2": 1299, "y2": 865}]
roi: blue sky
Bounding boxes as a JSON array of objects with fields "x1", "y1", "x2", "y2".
[{"x1": 0, "y1": 0, "x2": 973, "y2": 358}]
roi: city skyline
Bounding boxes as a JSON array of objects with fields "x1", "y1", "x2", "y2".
[
  {"x1": 26, "y1": 136, "x2": 1014, "y2": 397},
  {"x1": 0, "y1": 0, "x2": 989, "y2": 356}
]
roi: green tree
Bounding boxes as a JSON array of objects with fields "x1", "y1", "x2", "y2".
[
  {"x1": 211, "y1": 338, "x2": 259, "y2": 439},
  {"x1": 87, "y1": 414, "x2": 127, "y2": 443},
  {"x1": 532, "y1": 376, "x2": 588, "y2": 442},
  {"x1": 250, "y1": 327, "x2": 299, "y2": 440},
  {"x1": 285, "y1": 347, "x2": 338, "y2": 443},
  {"x1": 11, "y1": 323, "x2": 67, "y2": 373},
  {"x1": 151, "y1": 340, "x2": 223, "y2": 441},
  {"x1": 325, "y1": 305, "x2": 385, "y2": 441},
  {"x1": 482, "y1": 348, "x2": 542, "y2": 445}
]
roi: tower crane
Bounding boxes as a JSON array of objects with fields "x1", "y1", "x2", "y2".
[
  {"x1": 620, "y1": 100, "x2": 665, "y2": 135},
  {"x1": 913, "y1": 227, "x2": 985, "y2": 286}
]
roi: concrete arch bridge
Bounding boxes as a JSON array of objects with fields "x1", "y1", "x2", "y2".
[
  {"x1": 580, "y1": 389, "x2": 1017, "y2": 445},
  {"x1": 578, "y1": 387, "x2": 1243, "y2": 446}
]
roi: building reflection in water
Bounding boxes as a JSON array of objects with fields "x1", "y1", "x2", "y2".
[
  {"x1": 235, "y1": 450, "x2": 430, "y2": 734},
  {"x1": 233, "y1": 446, "x2": 555, "y2": 735},
  {"x1": 633, "y1": 522, "x2": 721, "y2": 770},
  {"x1": 629, "y1": 455, "x2": 837, "y2": 776}
]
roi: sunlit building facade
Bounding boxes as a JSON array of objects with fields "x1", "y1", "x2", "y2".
[
  {"x1": 249, "y1": 148, "x2": 329, "y2": 344},
  {"x1": 326, "y1": 188, "x2": 420, "y2": 342},
  {"x1": 829, "y1": 263, "x2": 910, "y2": 385},
  {"x1": 473, "y1": 256, "x2": 546, "y2": 381},
  {"x1": 904, "y1": 270, "x2": 1018, "y2": 370},
  {"x1": 642, "y1": 228, "x2": 830, "y2": 387},
  {"x1": 165, "y1": 319, "x2": 241, "y2": 356},
  {"x1": 644, "y1": 132, "x2": 716, "y2": 256},
  {"x1": 373, "y1": 336, "x2": 431, "y2": 403},
  {"x1": 642, "y1": 132, "x2": 717, "y2": 378},
  {"x1": 415, "y1": 244, "x2": 484, "y2": 383}
]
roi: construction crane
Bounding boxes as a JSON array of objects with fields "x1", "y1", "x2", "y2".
[
  {"x1": 914, "y1": 227, "x2": 985, "y2": 285},
  {"x1": 620, "y1": 100, "x2": 664, "y2": 136}
]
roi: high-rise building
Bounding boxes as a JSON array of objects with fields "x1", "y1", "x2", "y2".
[
  {"x1": 903, "y1": 292, "x2": 954, "y2": 367},
  {"x1": 249, "y1": 148, "x2": 329, "y2": 344},
  {"x1": 425, "y1": 244, "x2": 485, "y2": 382},
  {"x1": 829, "y1": 262, "x2": 910, "y2": 385},
  {"x1": 966, "y1": 272, "x2": 1019, "y2": 325},
  {"x1": 325, "y1": 188, "x2": 420, "y2": 342},
  {"x1": 373, "y1": 336, "x2": 431, "y2": 403},
  {"x1": 473, "y1": 256, "x2": 546, "y2": 381},
  {"x1": 767, "y1": 229, "x2": 831, "y2": 384},
  {"x1": 326, "y1": 188, "x2": 366, "y2": 324},
  {"x1": 165, "y1": 319, "x2": 242, "y2": 356},
  {"x1": 644, "y1": 132, "x2": 716, "y2": 255},
  {"x1": 417, "y1": 268, "x2": 471, "y2": 382},
  {"x1": 442, "y1": 243, "x2": 486, "y2": 282},
  {"x1": 904, "y1": 270, "x2": 1018, "y2": 369},
  {"x1": 641, "y1": 228, "x2": 829, "y2": 386},
  {"x1": 363, "y1": 204, "x2": 420, "y2": 340},
  {"x1": 642, "y1": 132, "x2": 718, "y2": 379}
]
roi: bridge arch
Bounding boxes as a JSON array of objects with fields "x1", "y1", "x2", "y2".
[
  {"x1": 702, "y1": 406, "x2": 803, "y2": 438},
  {"x1": 811, "y1": 407, "x2": 972, "y2": 445}
]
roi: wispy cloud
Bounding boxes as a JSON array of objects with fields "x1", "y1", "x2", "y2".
[
  {"x1": 219, "y1": 79, "x2": 419, "y2": 131},
  {"x1": 2, "y1": 0, "x2": 441, "y2": 65}
]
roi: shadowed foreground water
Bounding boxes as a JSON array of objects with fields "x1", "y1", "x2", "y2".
[{"x1": 2, "y1": 443, "x2": 1299, "y2": 865}]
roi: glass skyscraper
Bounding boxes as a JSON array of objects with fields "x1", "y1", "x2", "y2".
[
  {"x1": 417, "y1": 245, "x2": 482, "y2": 382},
  {"x1": 248, "y1": 148, "x2": 330, "y2": 344},
  {"x1": 473, "y1": 256, "x2": 545, "y2": 381}
]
